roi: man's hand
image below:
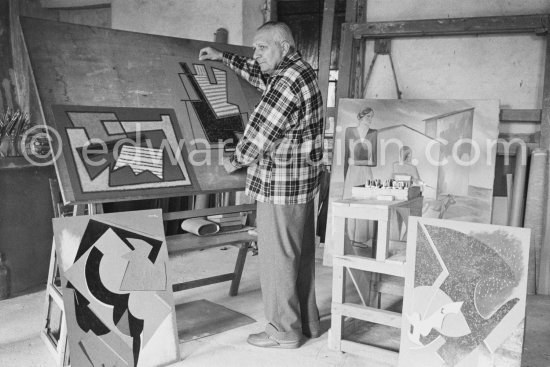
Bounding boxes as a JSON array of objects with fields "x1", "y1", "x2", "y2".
[
  {"x1": 223, "y1": 156, "x2": 239, "y2": 174},
  {"x1": 199, "y1": 47, "x2": 223, "y2": 61}
]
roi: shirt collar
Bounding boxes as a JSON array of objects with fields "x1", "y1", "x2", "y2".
[{"x1": 266, "y1": 51, "x2": 301, "y2": 80}]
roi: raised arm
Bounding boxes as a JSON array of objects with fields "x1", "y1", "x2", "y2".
[{"x1": 198, "y1": 46, "x2": 266, "y2": 91}]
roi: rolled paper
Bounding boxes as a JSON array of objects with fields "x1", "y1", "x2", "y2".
[
  {"x1": 538, "y1": 149, "x2": 550, "y2": 295},
  {"x1": 180, "y1": 217, "x2": 219, "y2": 236},
  {"x1": 508, "y1": 147, "x2": 528, "y2": 227},
  {"x1": 523, "y1": 149, "x2": 547, "y2": 294}
]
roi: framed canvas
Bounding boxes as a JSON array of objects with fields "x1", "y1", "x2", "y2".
[
  {"x1": 324, "y1": 99, "x2": 500, "y2": 264},
  {"x1": 399, "y1": 217, "x2": 530, "y2": 367},
  {"x1": 53, "y1": 209, "x2": 180, "y2": 367}
]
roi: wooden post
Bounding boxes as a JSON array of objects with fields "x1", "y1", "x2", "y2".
[
  {"x1": 538, "y1": 22, "x2": 550, "y2": 294},
  {"x1": 318, "y1": 0, "x2": 336, "y2": 119}
]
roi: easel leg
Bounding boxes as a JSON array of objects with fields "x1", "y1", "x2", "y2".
[{"x1": 229, "y1": 242, "x2": 250, "y2": 296}]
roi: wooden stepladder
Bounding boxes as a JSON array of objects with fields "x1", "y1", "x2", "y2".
[{"x1": 328, "y1": 196, "x2": 422, "y2": 362}]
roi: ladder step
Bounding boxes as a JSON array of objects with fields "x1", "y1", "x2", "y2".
[
  {"x1": 333, "y1": 255, "x2": 406, "y2": 277},
  {"x1": 332, "y1": 302, "x2": 402, "y2": 328},
  {"x1": 340, "y1": 340, "x2": 399, "y2": 363}
]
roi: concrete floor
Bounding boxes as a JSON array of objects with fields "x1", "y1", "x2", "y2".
[{"x1": 0, "y1": 245, "x2": 549, "y2": 367}]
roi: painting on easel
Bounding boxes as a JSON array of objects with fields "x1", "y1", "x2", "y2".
[
  {"x1": 20, "y1": 17, "x2": 261, "y2": 204},
  {"x1": 53, "y1": 209, "x2": 180, "y2": 367},
  {"x1": 399, "y1": 217, "x2": 530, "y2": 367},
  {"x1": 324, "y1": 99, "x2": 499, "y2": 264}
]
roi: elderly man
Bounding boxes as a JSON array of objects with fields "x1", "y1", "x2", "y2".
[{"x1": 199, "y1": 21, "x2": 324, "y2": 349}]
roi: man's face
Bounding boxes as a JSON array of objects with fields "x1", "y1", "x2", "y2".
[{"x1": 252, "y1": 29, "x2": 286, "y2": 75}]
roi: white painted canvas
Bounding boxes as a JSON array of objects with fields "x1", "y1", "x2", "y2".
[{"x1": 399, "y1": 217, "x2": 530, "y2": 366}]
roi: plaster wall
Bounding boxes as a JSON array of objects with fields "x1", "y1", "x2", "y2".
[
  {"x1": 111, "y1": 0, "x2": 245, "y2": 45},
  {"x1": 362, "y1": 0, "x2": 550, "y2": 109},
  {"x1": 243, "y1": 0, "x2": 267, "y2": 46}
]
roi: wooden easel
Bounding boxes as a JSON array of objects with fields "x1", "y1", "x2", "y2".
[
  {"x1": 329, "y1": 9, "x2": 550, "y2": 357},
  {"x1": 42, "y1": 179, "x2": 256, "y2": 366}
]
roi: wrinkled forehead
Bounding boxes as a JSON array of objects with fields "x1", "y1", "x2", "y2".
[{"x1": 252, "y1": 29, "x2": 276, "y2": 46}]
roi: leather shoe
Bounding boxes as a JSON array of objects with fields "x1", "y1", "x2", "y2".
[
  {"x1": 247, "y1": 332, "x2": 301, "y2": 349},
  {"x1": 303, "y1": 329, "x2": 322, "y2": 339}
]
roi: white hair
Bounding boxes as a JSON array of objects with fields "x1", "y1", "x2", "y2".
[{"x1": 257, "y1": 21, "x2": 296, "y2": 53}]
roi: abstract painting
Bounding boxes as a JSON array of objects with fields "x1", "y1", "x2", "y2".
[
  {"x1": 324, "y1": 99, "x2": 499, "y2": 264},
  {"x1": 51, "y1": 105, "x2": 198, "y2": 204},
  {"x1": 399, "y1": 217, "x2": 530, "y2": 367},
  {"x1": 53, "y1": 209, "x2": 180, "y2": 367},
  {"x1": 166, "y1": 57, "x2": 254, "y2": 151},
  {"x1": 21, "y1": 17, "x2": 262, "y2": 203}
]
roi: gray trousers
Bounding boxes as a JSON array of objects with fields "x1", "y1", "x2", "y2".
[{"x1": 256, "y1": 199, "x2": 320, "y2": 340}]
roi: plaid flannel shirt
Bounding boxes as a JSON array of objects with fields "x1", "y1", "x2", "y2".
[{"x1": 222, "y1": 51, "x2": 324, "y2": 204}]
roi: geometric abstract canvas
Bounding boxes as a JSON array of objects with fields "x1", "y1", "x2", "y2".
[
  {"x1": 21, "y1": 17, "x2": 262, "y2": 205},
  {"x1": 50, "y1": 105, "x2": 198, "y2": 204},
  {"x1": 172, "y1": 58, "x2": 252, "y2": 150},
  {"x1": 53, "y1": 209, "x2": 180, "y2": 367},
  {"x1": 399, "y1": 217, "x2": 530, "y2": 367}
]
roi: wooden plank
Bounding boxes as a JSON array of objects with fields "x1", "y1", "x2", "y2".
[
  {"x1": 40, "y1": 0, "x2": 110, "y2": 8},
  {"x1": 172, "y1": 273, "x2": 234, "y2": 293},
  {"x1": 333, "y1": 255, "x2": 406, "y2": 277},
  {"x1": 335, "y1": 23, "x2": 354, "y2": 106},
  {"x1": 540, "y1": 29, "x2": 550, "y2": 294},
  {"x1": 542, "y1": 26, "x2": 550, "y2": 148},
  {"x1": 375, "y1": 220, "x2": 390, "y2": 261},
  {"x1": 332, "y1": 302, "x2": 402, "y2": 328},
  {"x1": 318, "y1": 0, "x2": 336, "y2": 122},
  {"x1": 344, "y1": 0, "x2": 356, "y2": 22},
  {"x1": 162, "y1": 203, "x2": 256, "y2": 221},
  {"x1": 329, "y1": 212, "x2": 346, "y2": 351},
  {"x1": 352, "y1": 14, "x2": 549, "y2": 39},
  {"x1": 500, "y1": 109, "x2": 542, "y2": 123},
  {"x1": 166, "y1": 230, "x2": 256, "y2": 254},
  {"x1": 333, "y1": 204, "x2": 390, "y2": 221},
  {"x1": 340, "y1": 340, "x2": 399, "y2": 363},
  {"x1": 352, "y1": 0, "x2": 366, "y2": 97}
]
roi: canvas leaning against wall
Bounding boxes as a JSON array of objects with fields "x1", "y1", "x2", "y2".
[
  {"x1": 53, "y1": 209, "x2": 180, "y2": 367},
  {"x1": 399, "y1": 217, "x2": 530, "y2": 367},
  {"x1": 323, "y1": 99, "x2": 500, "y2": 264}
]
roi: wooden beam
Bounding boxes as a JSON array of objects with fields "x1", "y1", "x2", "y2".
[
  {"x1": 172, "y1": 273, "x2": 235, "y2": 293},
  {"x1": 332, "y1": 302, "x2": 402, "y2": 328},
  {"x1": 162, "y1": 203, "x2": 255, "y2": 221},
  {"x1": 40, "y1": 0, "x2": 110, "y2": 8},
  {"x1": 538, "y1": 28, "x2": 550, "y2": 295},
  {"x1": 345, "y1": 0, "x2": 359, "y2": 22},
  {"x1": 500, "y1": 109, "x2": 542, "y2": 123},
  {"x1": 352, "y1": 14, "x2": 549, "y2": 39},
  {"x1": 333, "y1": 255, "x2": 406, "y2": 277},
  {"x1": 318, "y1": 0, "x2": 336, "y2": 121},
  {"x1": 541, "y1": 31, "x2": 550, "y2": 147},
  {"x1": 335, "y1": 23, "x2": 354, "y2": 105}
]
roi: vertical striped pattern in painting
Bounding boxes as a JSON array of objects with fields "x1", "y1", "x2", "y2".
[
  {"x1": 193, "y1": 65, "x2": 240, "y2": 118},
  {"x1": 114, "y1": 145, "x2": 164, "y2": 179}
]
